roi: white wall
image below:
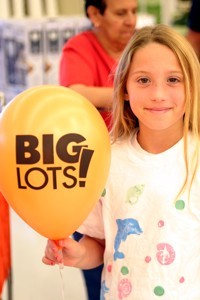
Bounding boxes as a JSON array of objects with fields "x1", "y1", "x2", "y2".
[
  {"x1": 2, "y1": 210, "x2": 87, "y2": 300},
  {"x1": 58, "y1": 0, "x2": 84, "y2": 15}
]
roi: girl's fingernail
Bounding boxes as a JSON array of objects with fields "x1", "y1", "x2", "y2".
[
  {"x1": 59, "y1": 240, "x2": 64, "y2": 247},
  {"x1": 55, "y1": 254, "x2": 62, "y2": 262}
]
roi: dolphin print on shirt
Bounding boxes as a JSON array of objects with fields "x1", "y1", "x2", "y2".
[
  {"x1": 100, "y1": 280, "x2": 109, "y2": 300},
  {"x1": 114, "y1": 218, "x2": 143, "y2": 261}
]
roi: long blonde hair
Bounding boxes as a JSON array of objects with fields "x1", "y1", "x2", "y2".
[{"x1": 111, "y1": 24, "x2": 200, "y2": 196}]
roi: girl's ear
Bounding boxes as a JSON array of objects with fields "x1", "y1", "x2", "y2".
[
  {"x1": 124, "y1": 92, "x2": 129, "y2": 101},
  {"x1": 87, "y1": 6, "x2": 101, "y2": 27}
]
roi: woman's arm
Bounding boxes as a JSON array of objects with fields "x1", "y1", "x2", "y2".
[
  {"x1": 69, "y1": 84, "x2": 113, "y2": 109},
  {"x1": 59, "y1": 33, "x2": 115, "y2": 109}
]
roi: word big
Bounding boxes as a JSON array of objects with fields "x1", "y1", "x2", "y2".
[{"x1": 16, "y1": 133, "x2": 94, "y2": 190}]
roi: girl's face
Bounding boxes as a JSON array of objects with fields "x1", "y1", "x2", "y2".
[{"x1": 126, "y1": 42, "x2": 185, "y2": 136}]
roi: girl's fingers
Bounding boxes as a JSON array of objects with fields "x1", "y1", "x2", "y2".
[{"x1": 42, "y1": 256, "x2": 56, "y2": 266}]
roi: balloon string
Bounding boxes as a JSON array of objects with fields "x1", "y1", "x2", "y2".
[{"x1": 58, "y1": 248, "x2": 65, "y2": 300}]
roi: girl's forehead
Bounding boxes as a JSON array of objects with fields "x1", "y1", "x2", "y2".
[
  {"x1": 130, "y1": 42, "x2": 180, "y2": 66},
  {"x1": 125, "y1": 43, "x2": 184, "y2": 79},
  {"x1": 133, "y1": 42, "x2": 172, "y2": 56}
]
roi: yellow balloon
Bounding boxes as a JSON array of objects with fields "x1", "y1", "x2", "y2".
[{"x1": 0, "y1": 85, "x2": 111, "y2": 239}]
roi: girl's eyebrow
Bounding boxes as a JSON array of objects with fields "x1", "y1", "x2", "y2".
[
  {"x1": 129, "y1": 70, "x2": 149, "y2": 75},
  {"x1": 130, "y1": 70, "x2": 183, "y2": 75}
]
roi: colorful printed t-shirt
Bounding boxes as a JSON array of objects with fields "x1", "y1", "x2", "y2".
[{"x1": 78, "y1": 132, "x2": 200, "y2": 300}]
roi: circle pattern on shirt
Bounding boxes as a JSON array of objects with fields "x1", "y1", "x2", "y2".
[
  {"x1": 175, "y1": 199, "x2": 185, "y2": 210},
  {"x1": 154, "y1": 286, "x2": 165, "y2": 296},
  {"x1": 121, "y1": 266, "x2": 129, "y2": 275}
]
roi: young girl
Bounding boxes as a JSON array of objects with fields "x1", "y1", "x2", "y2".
[{"x1": 43, "y1": 24, "x2": 200, "y2": 299}]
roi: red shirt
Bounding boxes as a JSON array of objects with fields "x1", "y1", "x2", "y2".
[
  {"x1": 0, "y1": 193, "x2": 10, "y2": 295},
  {"x1": 59, "y1": 31, "x2": 117, "y2": 129}
]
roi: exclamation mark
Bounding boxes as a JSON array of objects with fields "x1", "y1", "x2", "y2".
[{"x1": 79, "y1": 148, "x2": 94, "y2": 187}]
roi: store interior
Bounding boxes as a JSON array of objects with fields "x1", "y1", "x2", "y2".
[{"x1": 0, "y1": 0, "x2": 192, "y2": 299}]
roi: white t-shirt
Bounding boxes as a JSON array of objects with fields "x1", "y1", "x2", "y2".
[{"x1": 78, "y1": 133, "x2": 200, "y2": 300}]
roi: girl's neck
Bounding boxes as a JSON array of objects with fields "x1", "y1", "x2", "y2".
[{"x1": 137, "y1": 127, "x2": 184, "y2": 154}]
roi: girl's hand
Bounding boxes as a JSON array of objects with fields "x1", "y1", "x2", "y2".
[{"x1": 42, "y1": 237, "x2": 86, "y2": 267}]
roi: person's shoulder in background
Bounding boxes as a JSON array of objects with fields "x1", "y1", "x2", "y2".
[
  {"x1": 62, "y1": 30, "x2": 100, "y2": 52},
  {"x1": 185, "y1": 0, "x2": 200, "y2": 59}
]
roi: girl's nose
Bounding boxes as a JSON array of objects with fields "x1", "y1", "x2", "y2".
[{"x1": 150, "y1": 85, "x2": 166, "y2": 102}]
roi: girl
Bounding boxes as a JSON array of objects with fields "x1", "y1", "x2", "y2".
[{"x1": 43, "y1": 24, "x2": 200, "y2": 299}]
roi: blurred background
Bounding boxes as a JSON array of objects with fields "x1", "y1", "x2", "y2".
[{"x1": 0, "y1": 0, "x2": 191, "y2": 107}]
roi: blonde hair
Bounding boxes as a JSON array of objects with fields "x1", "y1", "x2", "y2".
[{"x1": 111, "y1": 24, "x2": 200, "y2": 196}]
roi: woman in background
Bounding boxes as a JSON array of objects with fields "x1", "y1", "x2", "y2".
[{"x1": 60, "y1": 0, "x2": 138, "y2": 129}]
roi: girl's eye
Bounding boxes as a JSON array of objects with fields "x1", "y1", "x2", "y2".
[
  {"x1": 138, "y1": 77, "x2": 150, "y2": 84},
  {"x1": 168, "y1": 77, "x2": 180, "y2": 83}
]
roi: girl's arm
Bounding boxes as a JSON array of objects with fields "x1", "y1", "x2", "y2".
[{"x1": 42, "y1": 235, "x2": 105, "y2": 270}]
